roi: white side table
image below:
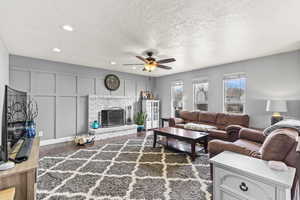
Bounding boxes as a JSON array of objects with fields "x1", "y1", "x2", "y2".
[{"x1": 210, "y1": 151, "x2": 296, "y2": 200}]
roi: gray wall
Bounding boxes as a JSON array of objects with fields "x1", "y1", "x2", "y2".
[
  {"x1": 9, "y1": 55, "x2": 153, "y2": 141},
  {"x1": 0, "y1": 39, "x2": 9, "y2": 143},
  {"x1": 154, "y1": 51, "x2": 300, "y2": 128},
  {"x1": 9, "y1": 50, "x2": 300, "y2": 137}
]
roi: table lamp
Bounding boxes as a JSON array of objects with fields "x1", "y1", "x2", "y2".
[{"x1": 266, "y1": 100, "x2": 287, "y2": 125}]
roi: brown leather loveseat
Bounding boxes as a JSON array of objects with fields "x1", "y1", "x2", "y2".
[
  {"x1": 169, "y1": 111, "x2": 249, "y2": 142},
  {"x1": 208, "y1": 127, "x2": 300, "y2": 199}
]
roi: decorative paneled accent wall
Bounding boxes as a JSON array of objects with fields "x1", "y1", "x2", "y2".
[{"x1": 9, "y1": 56, "x2": 151, "y2": 141}]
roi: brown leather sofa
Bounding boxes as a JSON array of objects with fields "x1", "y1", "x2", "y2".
[
  {"x1": 208, "y1": 127, "x2": 300, "y2": 199},
  {"x1": 169, "y1": 111, "x2": 249, "y2": 142}
]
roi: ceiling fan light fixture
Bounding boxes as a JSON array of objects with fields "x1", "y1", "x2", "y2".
[
  {"x1": 144, "y1": 63, "x2": 156, "y2": 72},
  {"x1": 124, "y1": 51, "x2": 174, "y2": 72}
]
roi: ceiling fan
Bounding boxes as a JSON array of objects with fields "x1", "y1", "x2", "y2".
[{"x1": 123, "y1": 51, "x2": 176, "y2": 72}]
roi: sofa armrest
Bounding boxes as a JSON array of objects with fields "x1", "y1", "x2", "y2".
[
  {"x1": 296, "y1": 148, "x2": 300, "y2": 186},
  {"x1": 168, "y1": 118, "x2": 185, "y2": 127},
  {"x1": 208, "y1": 139, "x2": 260, "y2": 158},
  {"x1": 225, "y1": 125, "x2": 245, "y2": 142},
  {"x1": 296, "y1": 142, "x2": 300, "y2": 178},
  {"x1": 239, "y1": 128, "x2": 266, "y2": 143}
]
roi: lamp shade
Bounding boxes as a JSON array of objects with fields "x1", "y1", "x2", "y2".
[{"x1": 266, "y1": 100, "x2": 287, "y2": 112}]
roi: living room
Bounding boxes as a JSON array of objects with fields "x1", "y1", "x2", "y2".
[{"x1": 0, "y1": 1, "x2": 300, "y2": 200}]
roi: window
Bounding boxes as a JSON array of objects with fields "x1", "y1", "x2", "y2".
[
  {"x1": 193, "y1": 79, "x2": 209, "y2": 111},
  {"x1": 171, "y1": 81, "x2": 184, "y2": 117},
  {"x1": 223, "y1": 73, "x2": 246, "y2": 114}
]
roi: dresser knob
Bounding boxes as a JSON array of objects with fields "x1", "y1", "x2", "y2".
[{"x1": 239, "y1": 182, "x2": 248, "y2": 192}]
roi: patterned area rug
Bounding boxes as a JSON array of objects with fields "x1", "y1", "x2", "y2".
[{"x1": 37, "y1": 133, "x2": 212, "y2": 200}]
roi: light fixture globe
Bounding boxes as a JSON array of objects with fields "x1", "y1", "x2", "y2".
[
  {"x1": 144, "y1": 63, "x2": 156, "y2": 72},
  {"x1": 62, "y1": 24, "x2": 74, "y2": 32}
]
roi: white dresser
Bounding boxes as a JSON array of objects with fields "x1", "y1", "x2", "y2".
[
  {"x1": 210, "y1": 151, "x2": 296, "y2": 200},
  {"x1": 141, "y1": 100, "x2": 160, "y2": 130}
]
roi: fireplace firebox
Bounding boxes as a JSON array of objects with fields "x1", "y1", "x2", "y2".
[{"x1": 100, "y1": 108, "x2": 125, "y2": 127}]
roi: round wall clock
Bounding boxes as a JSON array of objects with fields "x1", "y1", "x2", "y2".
[{"x1": 104, "y1": 74, "x2": 120, "y2": 91}]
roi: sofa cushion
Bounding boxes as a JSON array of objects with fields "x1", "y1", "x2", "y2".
[
  {"x1": 179, "y1": 111, "x2": 199, "y2": 122},
  {"x1": 208, "y1": 139, "x2": 259, "y2": 157},
  {"x1": 216, "y1": 113, "x2": 249, "y2": 127},
  {"x1": 216, "y1": 124, "x2": 227, "y2": 131},
  {"x1": 198, "y1": 112, "x2": 217, "y2": 123},
  {"x1": 208, "y1": 129, "x2": 228, "y2": 140},
  {"x1": 260, "y1": 128, "x2": 297, "y2": 161},
  {"x1": 239, "y1": 128, "x2": 266, "y2": 143},
  {"x1": 227, "y1": 114, "x2": 249, "y2": 127},
  {"x1": 216, "y1": 113, "x2": 227, "y2": 125},
  {"x1": 234, "y1": 139, "x2": 262, "y2": 153}
]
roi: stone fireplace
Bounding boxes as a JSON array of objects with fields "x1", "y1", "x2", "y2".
[{"x1": 88, "y1": 95, "x2": 137, "y2": 139}]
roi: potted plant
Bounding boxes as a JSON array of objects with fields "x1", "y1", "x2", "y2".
[{"x1": 134, "y1": 112, "x2": 147, "y2": 132}]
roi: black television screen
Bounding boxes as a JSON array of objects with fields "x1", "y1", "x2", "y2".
[
  {"x1": 0, "y1": 86, "x2": 7, "y2": 162},
  {"x1": 0, "y1": 85, "x2": 27, "y2": 162}
]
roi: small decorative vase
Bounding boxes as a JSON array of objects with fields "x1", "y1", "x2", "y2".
[
  {"x1": 137, "y1": 125, "x2": 145, "y2": 132},
  {"x1": 26, "y1": 121, "x2": 36, "y2": 138},
  {"x1": 92, "y1": 120, "x2": 100, "y2": 129}
]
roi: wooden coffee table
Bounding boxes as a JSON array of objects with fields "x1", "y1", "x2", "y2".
[{"x1": 153, "y1": 127, "x2": 208, "y2": 160}]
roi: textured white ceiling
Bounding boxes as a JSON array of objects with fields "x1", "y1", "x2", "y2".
[{"x1": 1, "y1": 0, "x2": 300, "y2": 77}]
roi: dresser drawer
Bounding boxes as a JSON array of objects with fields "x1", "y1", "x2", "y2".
[
  {"x1": 221, "y1": 191, "x2": 243, "y2": 200},
  {"x1": 216, "y1": 167, "x2": 275, "y2": 200}
]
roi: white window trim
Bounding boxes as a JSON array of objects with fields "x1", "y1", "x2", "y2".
[
  {"x1": 192, "y1": 78, "x2": 209, "y2": 111},
  {"x1": 170, "y1": 80, "x2": 184, "y2": 117},
  {"x1": 223, "y1": 73, "x2": 247, "y2": 114}
]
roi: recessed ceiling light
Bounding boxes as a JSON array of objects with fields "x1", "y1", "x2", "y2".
[
  {"x1": 132, "y1": 66, "x2": 137, "y2": 70},
  {"x1": 62, "y1": 24, "x2": 74, "y2": 32},
  {"x1": 110, "y1": 61, "x2": 117, "y2": 65},
  {"x1": 52, "y1": 48, "x2": 61, "y2": 53}
]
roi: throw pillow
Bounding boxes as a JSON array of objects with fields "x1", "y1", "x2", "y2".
[{"x1": 184, "y1": 123, "x2": 216, "y2": 132}]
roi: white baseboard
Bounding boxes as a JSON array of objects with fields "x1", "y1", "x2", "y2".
[
  {"x1": 40, "y1": 128, "x2": 137, "y2": 146},
  {"x1": 40, "y1": 136, "x2": 74, "y2": 146}
]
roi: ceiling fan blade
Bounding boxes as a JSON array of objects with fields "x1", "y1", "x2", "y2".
[
  {"x1": 123, "y1": 64, "x2": 144, "y2": 66},
  {"x1": 136, "y1": 56, "x2": 148, "y2": 63},
  {"x1": 157, "y1": 58, "x2": 176, "y2": 64},
  {"x1": 157, "y1": 65, "x2": 172, "y2": 70}
]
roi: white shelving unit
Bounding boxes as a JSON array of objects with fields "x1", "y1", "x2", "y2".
[{"x1": 142, "y1": 100, "x2": 160, "y2": 130}]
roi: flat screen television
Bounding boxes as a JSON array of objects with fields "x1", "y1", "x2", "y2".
[{"x1": 0, "y1": 85, "x2": 27, "y2": 162}]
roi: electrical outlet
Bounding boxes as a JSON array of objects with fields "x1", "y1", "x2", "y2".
[{"x1": 39, "y1": 131, "x2": 44, "y2": 137}]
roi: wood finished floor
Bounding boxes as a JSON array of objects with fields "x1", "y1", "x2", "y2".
[{"x1": 39, "y1": 131, "x2": 148, "y2": 158}]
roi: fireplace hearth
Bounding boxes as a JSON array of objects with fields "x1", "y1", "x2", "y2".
[{"x1": 100, "y1": 108, "x2": 125, "y2": 127}]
